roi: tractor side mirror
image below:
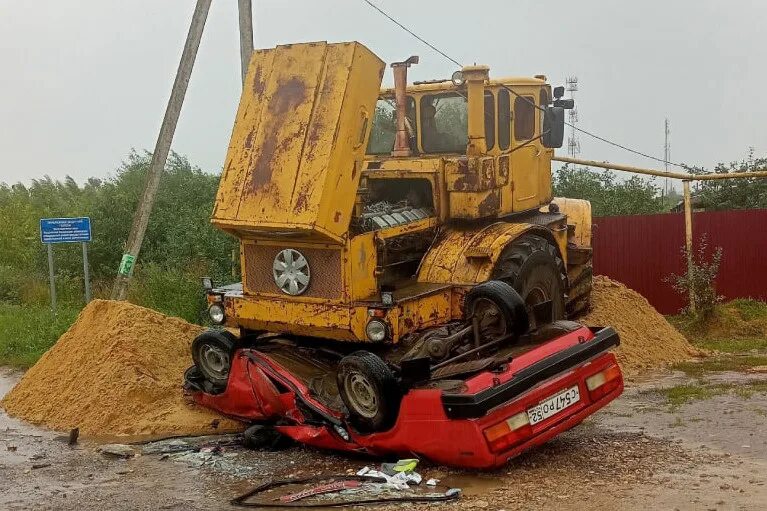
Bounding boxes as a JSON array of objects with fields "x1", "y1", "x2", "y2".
[
  {"x1": 542, "y1": 106, "x2": 565, "y2": 148},
  {"x1": 553, "y1": 86, "x2": 565, "y2": 99}
]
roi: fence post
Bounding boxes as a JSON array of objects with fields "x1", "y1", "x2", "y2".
[{"x1": 683, "y1": 180, "x2": 696, "y2": 313}]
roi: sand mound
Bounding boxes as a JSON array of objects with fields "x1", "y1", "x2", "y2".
[
  {"x1": 583, "y1": 276, "x2": 700, "y2": 374},
  {"x1": 1, "y1": 299, "x2": 243, "y2": 439}
]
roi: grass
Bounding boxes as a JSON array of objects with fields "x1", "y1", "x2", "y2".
[
  {"x1": 672, "y1": 355, "x2": 767, "y2": 377},
  {"x1": 691, "y1": 337, "x2": 767, "y2": 353},
  {"x1": 729, "y1": 299, "x2": 767, "y2": 322},
  {"x1": 650, "y1": 380, "x2": 767, "y2": 408},
  {"x1": 0, "y1": 303, "x2": 81, "y2": 367}
]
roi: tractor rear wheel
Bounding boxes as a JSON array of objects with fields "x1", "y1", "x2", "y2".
[
  {"x1": 566, "y1": 257, "x2": 593, "y2": 319},
  {"x1": 337, "y1": 351, "x2": 400, "y2": 433},
  {"x1": 492, "y1": 234, "x2": 567, "y2": 329}
]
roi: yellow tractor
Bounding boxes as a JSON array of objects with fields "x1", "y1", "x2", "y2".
[{"x1": 195, "y1": 41, "x2": 594, "y2": 431}]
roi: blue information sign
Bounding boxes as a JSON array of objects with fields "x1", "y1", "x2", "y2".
[{"x1": 40, "y1": 217, "x2": 92, "y2": 244}]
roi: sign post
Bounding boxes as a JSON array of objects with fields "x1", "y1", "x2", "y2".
[
  {"x1": 47, "y1": 243, "x2": 57, "y2": 314},
  {"x1": 40, "y1": 217, "x2": 93, "y2": 312}
]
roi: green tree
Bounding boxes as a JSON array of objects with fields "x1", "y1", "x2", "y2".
[
  {"x1": 691, "y1": 149, "x2": 767, "y2": 210},
  {"x1": 553, "y1": 165, "x2": 665, "y2": 217}
]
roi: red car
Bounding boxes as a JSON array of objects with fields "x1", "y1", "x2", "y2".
[{"x1": 185, "y1": 302, "x2": 623, "y2": 469}]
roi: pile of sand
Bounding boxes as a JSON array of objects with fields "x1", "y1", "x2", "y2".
[
  {"x1": 583, "y1": 276, "x2": 701, "y2": 374},
  {"x1": 1, "y1": 299, "x2": 243, "y2": 439}
]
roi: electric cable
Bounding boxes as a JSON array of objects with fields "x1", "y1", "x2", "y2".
[{"x1": 360, "y1": 0, "x2": 697, "y2": 170}]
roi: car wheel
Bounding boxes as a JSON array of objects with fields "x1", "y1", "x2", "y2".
[
  {"x1": 464, "y1": 280, "x2": 529, "y2": 341},
  {"x1": 337, "y1": 351, "x2": 401, "y2": 433}
]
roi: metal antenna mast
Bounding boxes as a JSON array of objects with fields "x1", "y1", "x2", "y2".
[{"x1": 566, "y1": 76, "x2": 580, "y2": 157}]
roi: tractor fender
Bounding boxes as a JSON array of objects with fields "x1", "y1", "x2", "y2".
[
  {"x1": 417, "y1": 222, "x2": 563, "y2": 286},
  {"x1": 550, "y1": 197, "x2": 592, "y2": 248}
]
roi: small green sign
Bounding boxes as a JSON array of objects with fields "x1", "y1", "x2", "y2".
[{"x1": 118, "y1": 253, "x2": 136, "y2": 276}]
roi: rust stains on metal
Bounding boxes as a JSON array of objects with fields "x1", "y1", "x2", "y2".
[
  {"x1": 252, "y1": 64, "x2": 266, "y2": 95},
  {"x1": 248, "y1": 77, "x2": 308, "y2": 191},
  {"x1": 478, "y1": 190, "x2": 501, "y2": 217},
  {"x1": 244, "y1": 128, "x2": 256, "y2": 149},
  {"x1": 293, "y1": 182, "x2": 312, "y2": 213},
  {"x1": 334, "y1": 211, "x2": 342, "y2": 222}
]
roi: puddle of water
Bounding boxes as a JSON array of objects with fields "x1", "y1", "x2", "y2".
[{"x1": 441, "y1": 473, "x2": 504, "y2": 496}]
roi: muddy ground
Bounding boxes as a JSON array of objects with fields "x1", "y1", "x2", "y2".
[{"x1": 2, "y1": 364, "x2": 767, "y2": 511}]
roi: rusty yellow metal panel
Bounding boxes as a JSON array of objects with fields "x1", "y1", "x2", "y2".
[
  {"x1": 213, "y1": 48, "x2": 275, "y2": 221},
  {"x1": 348, "y1": 233, "x2": 377, "y2": 301},
  {"x1": 228, "y1": 295, "x2": 361, "y2": 341},
  {"x1": 449, "y1": 189, "x2": 501, "y2": 219},
  {"x1": 212, "y1": 41, "x2": 385, "y2": 242},
  {"x1": 418, "y1": 222, "x2": 538, "y2": 285},
  {"x1": 552, "y1": 197, "x2": 592, "y2": 247}
]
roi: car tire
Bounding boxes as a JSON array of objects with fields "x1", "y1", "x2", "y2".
[
  {"x1": 242, "y1": 424, "x2": 289, "y2": 450},
  {"x1": 337, "y1": 351, "x2": 401, "y2": 433},
  {"x1": 191, "y1": 329, "x2": 237, "y2": 391}
]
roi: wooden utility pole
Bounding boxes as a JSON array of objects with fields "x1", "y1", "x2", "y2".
[
  {"x1": 238, "y1": 0, "x2": 254, "y2": 85},
  {"x1": 111, "y1": 0, "x2": 212, "y2": 300},
  {"x1": 683, "y1": 180, "x2": 696, "y2": 313}
]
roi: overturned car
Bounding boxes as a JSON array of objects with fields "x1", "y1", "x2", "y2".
[{"x1": 185, "y1": 280, "x2": 623, "y2": 470}]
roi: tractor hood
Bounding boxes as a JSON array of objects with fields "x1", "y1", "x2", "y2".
[{"x1": 211, "y1": 41, "x2": 385, "y2": 243}]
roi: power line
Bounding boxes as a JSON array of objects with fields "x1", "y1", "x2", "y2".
[
  {"x1": 360, "y1": 0, "x2": 696, "y2": 171},
  {"x1": 360, "y1": 0, "x2": 461, "y2": 68}
]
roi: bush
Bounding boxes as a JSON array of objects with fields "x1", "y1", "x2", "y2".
[
  {"x1": 667, "y1": 235, "x2": 723, "y2": 318},
  {"x1": 128, "y1": 263, "x2": 206, "y2": 324}
]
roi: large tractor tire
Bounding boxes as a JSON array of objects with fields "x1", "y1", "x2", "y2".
[
  {"x1": 492, "y1": 234, "x2": 567, "y2": 328},
  {"x1": 337, "y1": 351, "x2": 401, "y2": 433},
  {"x1": 566, "y1": 256, "x2": 593, "y2": 319}
]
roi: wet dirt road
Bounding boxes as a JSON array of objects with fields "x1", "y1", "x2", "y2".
[{"x1": 2, "y1": 365, "x2": 767, "y2": 510}]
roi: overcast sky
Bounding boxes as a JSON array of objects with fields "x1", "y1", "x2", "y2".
[{"x1": 1, "y1": 0, "x2": 765, "y2": 186}]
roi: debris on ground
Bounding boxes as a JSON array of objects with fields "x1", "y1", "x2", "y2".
[
  {"x1": 0, "y1": 299, "x2": 243, "y2": 438},
  {"x1": 584, "y1": 276, "x2": 701, "y2": 374},
  {"x1": 231, "y1": 473, "x2": 462, "y2": 507},
  {"x1": 97, "y1": 444, "x2": 137, "y2": 458}
]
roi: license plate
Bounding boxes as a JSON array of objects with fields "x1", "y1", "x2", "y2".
[{"x1": 527, "y1": 385, "x2": 580, "y2": 425}]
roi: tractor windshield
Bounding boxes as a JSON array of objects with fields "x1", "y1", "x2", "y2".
[
  {"x1": 420, "y1": 92, "x2": 468, "y2": 153},
  {"x1": 367, "y1": 97, "x2": 416, "y2": 155}
]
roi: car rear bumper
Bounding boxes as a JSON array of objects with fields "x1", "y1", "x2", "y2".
[{"x1": 442, "y1": 327, "x2": 620, "y2": 419}]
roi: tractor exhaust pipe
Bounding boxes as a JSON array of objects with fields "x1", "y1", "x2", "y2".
[{"x1": 390, "y1": 55, "x2": 419, "y2": 157}]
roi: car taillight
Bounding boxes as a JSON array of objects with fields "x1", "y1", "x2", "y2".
[
  {"x1": 585, "y1": 364, "x2": 622, "y2": 401},
  {"x1": 483, "y1": 412, "x2": 534, "y2": 453}
]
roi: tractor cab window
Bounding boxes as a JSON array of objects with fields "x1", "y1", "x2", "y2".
[
  {"x1": 367, "y1": 97, "x2": 416, "y2": 155},
  {"x1": 420, "y1": 93, "x2": 468, "y2": 153},
  {"x1": 514, "y1": 95, "x2": 536, "y2": 141}
]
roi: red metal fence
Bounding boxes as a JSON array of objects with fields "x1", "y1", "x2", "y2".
[{"x1": 592, "y1": 208, "x2": 767, "y2": 314}]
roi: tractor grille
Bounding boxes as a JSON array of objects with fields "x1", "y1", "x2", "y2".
[{"x1": 243, "y1": 244, "x2": 342, "y2": 299}]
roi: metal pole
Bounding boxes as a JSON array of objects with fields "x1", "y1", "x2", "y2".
[
  {"x1": 111, "y1": 0, "x2": 212, "y2": 300},
  {"x1": 683, "y1": 180, "x2": 696, "y2": 313},
  {"x1": 238, "y1": 0, "x2": 254, "y2": 85},
  {"x1": 82, "y1": 242, "x2": 92, "y2": 303},
  {"x1": 47, "y1": 244, "x2": 57, "y2": 315},
  {"x1": 552, "y1": 155, "x2": 767, "y2": 181}
]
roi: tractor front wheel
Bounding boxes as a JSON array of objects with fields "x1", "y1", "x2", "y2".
[{"x1": 191, "y1": 330, "x2": 237, "y2": 391}]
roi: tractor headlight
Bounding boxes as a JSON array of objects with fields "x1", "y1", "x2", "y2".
[
  {"x1": 365, "y1": 319, "x2": 388, "y2": 342},
  {"x1": 208, "y1": 303, "x2": 225, "y2": 325}
]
